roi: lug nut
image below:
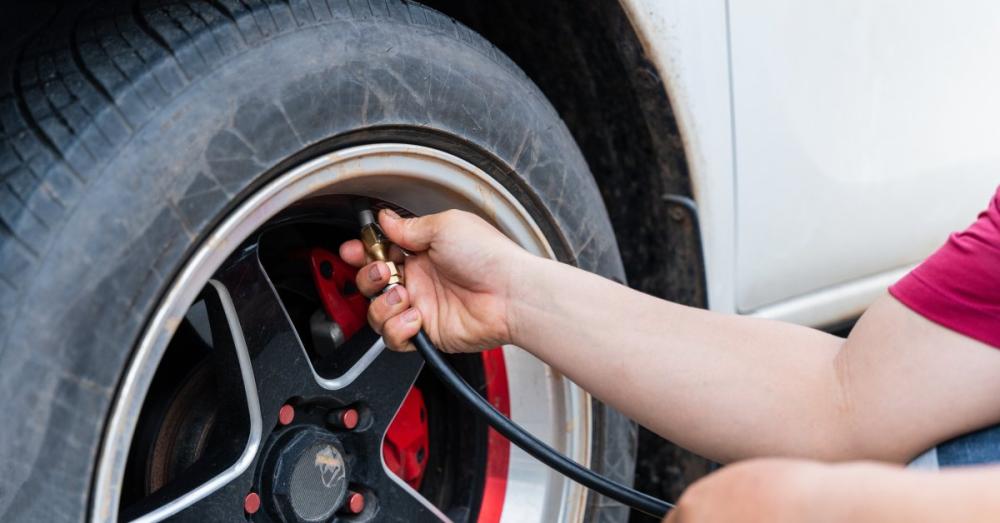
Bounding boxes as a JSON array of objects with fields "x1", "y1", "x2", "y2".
[
  {"x1": 244, "y1": 492, "x2": 261, "y2": 515},
  {"x1": 327, "y1": 407, "x2": 359, "y2": 430},
  {"x1": 278, "y1": 404, "x2": 295, "y2": 426},
  {"x1": 343, "y1": 491, "x2": 365, "y2": 514}
]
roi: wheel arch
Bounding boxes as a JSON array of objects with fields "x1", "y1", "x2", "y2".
[{"x1": 420, "y1": 0, "x2": 706, "y2": 307}]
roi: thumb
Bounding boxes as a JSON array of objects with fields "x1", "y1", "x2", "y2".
[{"x1": 379, "y1": 208, "x2": 438, "y2": 252}]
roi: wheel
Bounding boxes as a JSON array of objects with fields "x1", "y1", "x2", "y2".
[{"x1": 0, "y1": 1, "x2": 633, "y2": 521}]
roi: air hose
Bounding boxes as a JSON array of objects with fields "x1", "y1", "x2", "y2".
[
  {"x1": 358, "y1": 209, "x2": 674, "y2": 518},
  {"x1": 412, "y1": 330, "x2": 673, "y2": 518}
]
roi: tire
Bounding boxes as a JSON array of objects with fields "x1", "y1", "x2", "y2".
[{"x1": 0, "y1": 1, "x2": 633, "y2": 521}]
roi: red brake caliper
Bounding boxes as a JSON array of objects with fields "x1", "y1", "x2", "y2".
[
  {"x1": 307, "y1": 248, "x2": 431, "y2": 490},
  {"x1": 308, "y1": 248, "x2": 368, "y2": 340},
  {"x1": 381, "y1": 387, "x2": 430, "y2": 489}
]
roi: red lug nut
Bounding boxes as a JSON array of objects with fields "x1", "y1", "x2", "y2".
[
  {"x1": 244, "y1": 492, "x2": 261, "y2": 515},
  {"x1": 344, "y1": 491, "x2": 365, "y2": 514},
  {"x1": 327, "y1": 407, "x2": 359, "y2": 430},
  {"x1": 278, "y1": 404, "x2": 295, "y2": 426}
]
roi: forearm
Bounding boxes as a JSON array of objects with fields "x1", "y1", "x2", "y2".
[
  {"x1": 509, "y1": 257, "x2": 848, "y2": 463},
  {"x1": 363, "y1": 210, "x2": 1000, "y2": 464}
]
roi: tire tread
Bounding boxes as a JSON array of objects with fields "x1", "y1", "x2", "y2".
[{"x1": 0, "y1": 0, "x2": 456, "y2": 323}]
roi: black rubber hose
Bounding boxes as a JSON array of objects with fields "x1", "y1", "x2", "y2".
[{"x1": 411, "y1": 330, "x2": 674, "y2": 518}]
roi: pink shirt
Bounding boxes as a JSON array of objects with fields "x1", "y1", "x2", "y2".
[{"x1": 889, "y1": 185, "x2": 1000, "y2": 349}]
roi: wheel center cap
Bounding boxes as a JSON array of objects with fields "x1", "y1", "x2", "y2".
[
  {"x1": 290, "y1": 442, "x2": 348, "y2": 519},
  {"x1": 267, "y1": 428, "x2": 350, "y2": 522}
]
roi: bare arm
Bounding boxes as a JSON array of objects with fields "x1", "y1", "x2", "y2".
[
  {"x1": 346, "y1": 209, "x2": 1000, "y2": 464},
  {"x1": 512, "y1": 256, "x2": 1000, "y2": 463}
]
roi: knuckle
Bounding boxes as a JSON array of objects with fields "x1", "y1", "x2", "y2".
[
  {"x1": 367, "y1": 306, "x2": 385, "y2": 332},
  {"x1": 449, "y1": 208, "x2": 476, "y2": 224},
  {"x1": 374, "y1": 295, "x2": 391, "y2": 315},
  {"x1": 441, "y1": 209, "x2": 466, "y2": 226},
  {"x1": 384, "y1": 323, "x2": 406, "y2": 350},
  {"x1": 356, "y1": 277, "x2": 375, "y2": 297}
]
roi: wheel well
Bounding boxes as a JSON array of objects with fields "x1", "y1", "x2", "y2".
[
  {"x1": 420, "y1": 0, "x2": 705, "y2": 307},
  {"x1": 418, "y1": 3, "x2": 712, "y2": 513}
]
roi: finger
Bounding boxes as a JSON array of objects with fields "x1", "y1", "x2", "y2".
[
  {"x1": 366, "y1": 286, "x2": 410, "y2": 334},
  {"x1": 379, "y1": 208, "x2": 441, "y2": 252},
  {"x1": 382, "y1": 308, "x2": 421, "y2": 352},
  {"x1": 339, "y1": 239, "x2": 367, "y2": 267},
  {"x1": 356, "y1": 261, "x2": 390, "y2": 298},
  {"x1": 388, "y1": 243, "x2": 406, "y2": 264}
]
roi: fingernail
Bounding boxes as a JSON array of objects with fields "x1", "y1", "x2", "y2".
[
  {"x1": 368, "y1": 263, "x2": 383, "y2": 282},
  {"x1": 382, "y1": 208, "x2": 399, "y2": 220},
  {"x1": 402, "y1": 309, "x2": 419, "y2": 323},
  {"x1": 386, "y1": 288, "x2": 401, "y2": 305}
]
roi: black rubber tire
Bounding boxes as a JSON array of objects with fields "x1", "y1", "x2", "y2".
[{"x1": 0, "y1": 1, "x2": 634, "y2": 520}]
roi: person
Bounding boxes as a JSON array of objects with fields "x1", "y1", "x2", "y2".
[{"x1": 338, "y1": 186, "x2": 1000, "y2": 523}]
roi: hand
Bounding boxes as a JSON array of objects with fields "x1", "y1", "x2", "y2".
[
  {"x1": 664, "y1": 458, "x2": 899, "y2": 523},
  {"x1": 339, "y1": 208, "x2": 536, "y2": 353}
]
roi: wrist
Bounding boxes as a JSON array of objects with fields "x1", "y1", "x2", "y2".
[{"x1": 504, "y1": 253, "x2": 557, "y2": 349}]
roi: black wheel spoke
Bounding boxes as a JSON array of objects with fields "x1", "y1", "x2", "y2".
[
  {"x1": 352, "y1": 466, "x2": 447, "y2": 523},
  {"x1": 339, "y1": 341, "x2": 424, "y2": 435},
  {"x1": 210, "y1": 243, "x2": 324, "y2": 416},
  {"x1": 120, "y1": 269, "x2": 277, "y2": 522},
  {"x1": 375, "y1": 480, "x2": 448, "y2": 522},
  {"x1": 165, "y1": 477, "x2": 256, "y2": 522},
  {"x1": 120, "y1": 454, "x2": 255, "y2": 522}
]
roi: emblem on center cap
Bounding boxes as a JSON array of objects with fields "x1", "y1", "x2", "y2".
[
  {"x1": 315, "y1": 445, "x2": 346, "y2": 488},
  {"x1": 266, "y1": 428, "x2": 351, "y2": 522}
]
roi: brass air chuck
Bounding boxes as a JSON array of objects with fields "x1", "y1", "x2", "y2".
[{"x1": 359, "y1": 209, "x2": 403, "y2": 287}]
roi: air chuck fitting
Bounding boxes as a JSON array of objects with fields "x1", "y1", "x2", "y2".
[{"x1": 359, "y1": 210, "x2": 403, "y2": 286}]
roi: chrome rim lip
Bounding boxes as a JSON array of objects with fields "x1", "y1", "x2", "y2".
[{"x1": 92, "y1": 144, "x2": 592, "y2": 522}]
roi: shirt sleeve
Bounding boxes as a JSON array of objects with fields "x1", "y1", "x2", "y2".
[{"x1": 888, "y1": 185, "x2": 1000, "y2": 349}]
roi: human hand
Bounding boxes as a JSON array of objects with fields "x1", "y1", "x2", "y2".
[
  {"x1": 664, "y1": 458, "x2": 900, "y2": 523},
  {"x1": 339, "y1": 208, "x2": 537, "y2": 353}
]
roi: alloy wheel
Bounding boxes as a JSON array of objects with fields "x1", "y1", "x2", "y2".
[{"x1": 93, "y1": 144, "x2": 592, "y2": 522}]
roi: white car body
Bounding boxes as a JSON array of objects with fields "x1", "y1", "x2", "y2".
[{"x1": 621, "y1": 0, "x2": 999, "y2": 326}]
